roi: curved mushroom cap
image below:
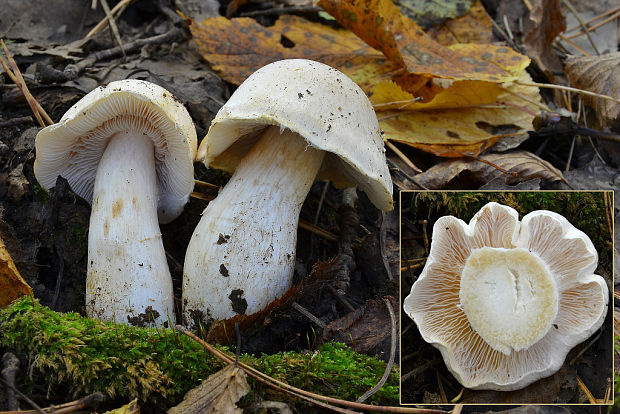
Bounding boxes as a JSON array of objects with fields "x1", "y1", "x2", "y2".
[
  {"x1": 403, "y1": 202, "x2": 608, "y2": 391},
  {"x1": 34, "y1": 79, "x2": 197, "y2": 223},
  {"x1": 198, "y1": 59, "x2": 393, "y2": 211}
]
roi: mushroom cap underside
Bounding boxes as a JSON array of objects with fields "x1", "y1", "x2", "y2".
[
  {"x1": 199, "y1": 59, "x2": 393, "y2": 212},
  {"x1": 34, "y1": 79, "x2": 197, "y2": 223},
  {"x1": 403, "y1": 202, "x2": 609, "y2": 391}
]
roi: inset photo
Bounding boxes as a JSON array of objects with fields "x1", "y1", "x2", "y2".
[{"x1": 399, "y1": 191, "x2": 613, "y2": 405}]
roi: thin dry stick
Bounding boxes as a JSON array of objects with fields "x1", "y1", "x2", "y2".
[
  {"x1": 0, "y1": 392, "x2": 106, "y2": 414},
  {"x1": 566, "y1": 5, "x2": 620, "y2": 32},
  {"x1": 455, "y1": 152, "x2": 519, "y2": 177},
  {"x1": 385, "y1": 140, "x2": 422, "y2": 173},
  {"x1": 561, "y1": 0, "x2": 600, "y2": 55},
  {"x1": 83, "y1": 0, "x2": 133, "y2": 40},
  {"x1": 194, "y1": 179, "x2": 220, "y2": 190},
  {"x1": 0, "y1": 40, "x2": 53, "y2": 126},
  {"x1": 175, "y1": 325, "x2": 448, "y2": 414},
  {"x1": 557, "y1": 34, "x2": 592, "y2": 56},
  {"x1": 576, "y1": 375, "x2": 597, "y2": 404},
  {"x1": 0, "y1": 377, "x2": 45, "y2": 414},
  {"x1": 190, "y1": 192, "x2": 215, "y2": 202},
  {"x1": 436, "y1": 371, "x2": 447, "y2": 403},
  {"x1": 451, "y1": 404, "x2": 464, "y2": 414},
  {"x1": 498, "y1": 85, "x2": 550, "y2": 112},
  {"x1": 514, "y1": 80, "x2": 620, "y2": 105},
  {"x1": 100, "y1": 0, "x2": 126, "y2": 58},
  {"x1": 357, "y1": 297, "x2": 396, "y2": 403},
  {"x1": 299, "y1": 219, "x2": 338, "y2": 242},
  {"x1": 291, "y1": 302, "x2": 326, "y2": 329},
  {"x1": 565, "y1": 9, "x2": 620, "y2": 39}
]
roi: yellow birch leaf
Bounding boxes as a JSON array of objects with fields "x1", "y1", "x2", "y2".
[
  {"x1": 0, "y1": 232, "x2": 32, "y2": 309},
  {"x1": 376, "y1": 72, "x2": 541, "y2": 156}
]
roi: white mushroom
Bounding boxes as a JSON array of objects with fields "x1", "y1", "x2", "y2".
[
  {"x1": 183, "y1": 59, "x2": 393, "y2": 322},
  {"x1": 35, "y1": 79, "x2": 197, "y2": 325},
  {"x1": 403, "y1": 202, "x2": 608, "y2": 391}
]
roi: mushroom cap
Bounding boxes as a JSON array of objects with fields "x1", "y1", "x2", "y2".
[
  {"x1": 198, "y1": 59, "x2": 393, "y2": 211},
  {"x1": 403, "y1": 202, "x2": 608, "y2": 391},
  {"x1": 34, "y1": 79, "x2": 197, "y2": 223}
]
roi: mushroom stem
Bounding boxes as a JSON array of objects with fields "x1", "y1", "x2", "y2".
[
  {"x1": 86, "y1": 131, "x2": 174, "y2": 325},
  {"x1": 183, "y1": 126, "x2": 325, "y2": 321}
]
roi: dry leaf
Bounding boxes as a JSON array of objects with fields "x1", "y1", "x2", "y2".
[
  {"x1": 318, "y1": 0, "x2": 529, "y2": 81},
  {"x1": 168, "y1": 364, "x2": 250, "y2": 414},
  {"x1": 0, "y1": 232, "x2": 32, "y2": 309},
  {"x1": 375, "y1": 71, "x2": 541, "y2": 156},
  {"x1": 427, "y1": 1, "x2": 493, "y2": 46},
  {"x1": 190, "y1": 15, "x2": 378, "y2": 86},
  {"x1": 414, "y1": 150, "x2": 565, "y2": 189},
  {"x1": 191, "y1": 13, "x2": 538, "y2": 156},
  {"x1": 523, "y1": 0, "x2": 565, "y2": 75},
  {"x1": 565, "y1": 52, "x2": 620, "y2": 125},
  {"x1": 322, "y1": 296, "x2": 397, "y2": 354}
]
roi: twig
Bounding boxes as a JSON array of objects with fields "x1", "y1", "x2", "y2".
[
  {"x1": 380, "y1": 211, "x2": 393, "y2": 281},
  {"x1": 514, "y1": 81, "x2": 620, "y2": 104},
  {"x1": 557, "y1": 34, "x2": 592, "y2": 56},
  {"x1": 0, "y1": 40, "x2": 53, "y2": 126},
  {"x1": 100, "y1": 0, "x2": 126, "y2": 58},
  {"x1": 455, "y1": 151, "x2": 519, "y2": 177},
  {"x1": 326, "y1": 284, "x2": 355, "y2": 312},
  {"x1": 401, "y1": 361, "x2": 432, "y2": 383},
  {"x1": 0, "y1": 392, "x2": 106, "y2": 414},
  {"x1": 569, "y1": 329, "x2": 603, "y2": 366},
  {"x1": 292, "y1": 302, "x2": 326, "y2": 329},
  {"x1": 299, "y1": 219, "x2": 339, "y2": 242},
  {"x1": 576, "y1": 375, "x2": 597, "y2": 404},
  {"x1": 561, "y1": 0, "x2": 600, "y2": 55},
  {"x1": 175, "y1": 325, "x2": 449, "y2": 413},
  {"x1": 240, "y1": 6, "x2": 321, "y2": 17},
  {"x1": 190, "y1": 191, "x2": 215, "y2": 202},
  {"x1": 82, "y1": 0, "x2": 133, "y2": 41},
  {"x1": 385, "y1": 140, "x2": 422, "y2": 173},
  {"x1": 565, "y1": 9, "x2": 620, "y2": 39},
  {"x1": 194, "y1": 179, "x2": 220, "y2": 191},
  {"x1": 0, "y1": 376, "x2": 45, "y2": 414},
  {"x1": 64, "y1": 28, "x2": 184, "y2": 80},
  {"x1": 565, "y1": 135, "x2": 576, "y2": 172},
  {"x1": 357, "y1": 298, "x2": 396, "y2": 403},
  {"x1": 566, "y1": 5, "x2": 620, "y2": 32}
]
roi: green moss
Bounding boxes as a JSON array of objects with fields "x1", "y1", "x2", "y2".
[
  {"x1": 247, "y1": 341, "x2": 398, "y2": 404},
  {"x1": 33, "y1": 183, "x2": 49, "y2": 204},
  {"x1": 0, "y1": 297, "x2": 398, "y2": 407}
]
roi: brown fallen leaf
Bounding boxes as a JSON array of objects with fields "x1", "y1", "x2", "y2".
[
  {"x1": 565, "y1": 52, "x2": 620, "y2": 125},
  {"x1": 0, "y1": 232, "x2": 32, "y2": 309},
  {"x1": 168, "y1": 364, "x2": 250, "y2": 414},
  {"x1": 426, "y1": 0, "x2": 494, "y2": 46},
  {"x1": 318, "y1": 0, "x2": 529, "y2": 81},
  {"x1": 414, "y1": 150, "x2": 565, "y2": 189},
  {"x1": 523, "y1": 0, "x2": 565, "y2": 76},
  {"x1": 375, "y1": 71, "x2": 542, "y2": 156},
  {"x1": 191, "y1": 11, "x2": 538, "y2": 156},
  {"x1": 322, "y1": 296, "x2": 398, "y2": 355}
]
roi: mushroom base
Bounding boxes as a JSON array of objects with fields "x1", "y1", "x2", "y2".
[
  {"x1": 183, "y1": 126, "x2": 325, "y2": 321},
  {"x1": 86, "y1": 131, "x2": 174, "y2": 326},
  {"x1": 460, "y1": 247, "x2": 559, "y2": 355}
]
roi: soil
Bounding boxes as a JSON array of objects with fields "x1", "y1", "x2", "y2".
[{"x1": 0, "y1": 0, "x2": 619, "y2": 412}]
